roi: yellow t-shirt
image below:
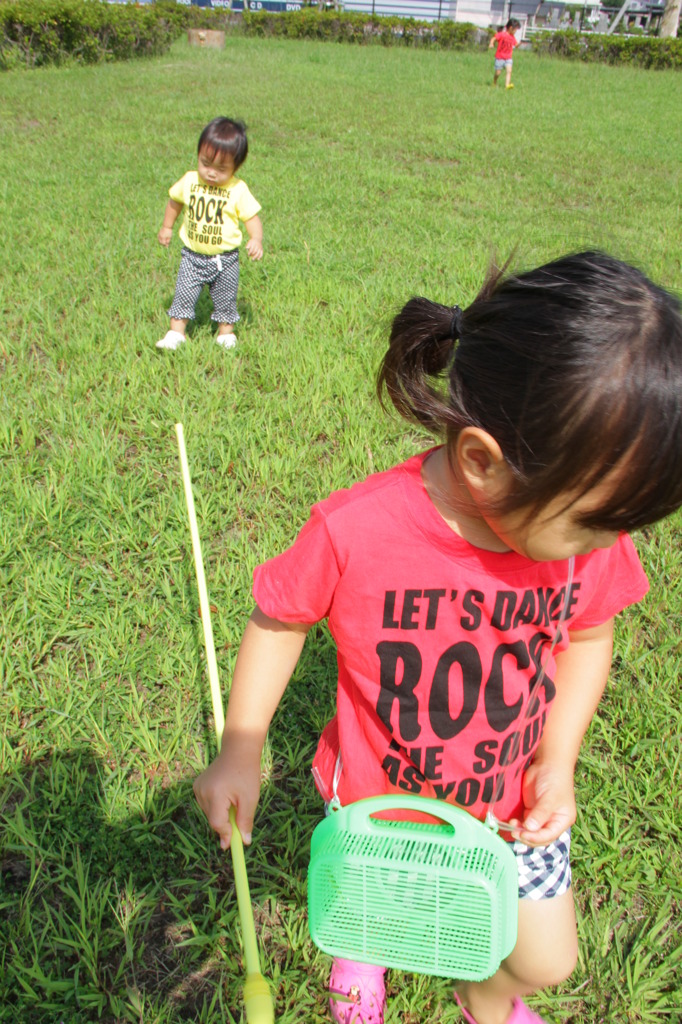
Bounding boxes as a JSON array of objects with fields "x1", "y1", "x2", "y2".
[{"x1": 169, "y1": 171, "x2": 261, "y2": 255}]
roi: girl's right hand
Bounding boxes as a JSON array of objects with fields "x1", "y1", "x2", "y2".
[
  {"x1": 193, "y1": 747, "x2": 262, "y2": 849},
  {"x1": 158, "y1": 226, "x2": 173, "y2": 247},
  {"x1": 192, "y1": 608, "x2": 310, "y2": 849}
]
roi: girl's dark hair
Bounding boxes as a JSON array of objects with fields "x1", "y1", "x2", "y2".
[
  {"x1": 197, "y1": 117, "x2": 248, "y2": 169},
  {"x1": 506, "y1": 17, "x2": 521, "y2": 28},
  {"x1": 378, "y1": 251, "x2": 682, "y2": 532}
]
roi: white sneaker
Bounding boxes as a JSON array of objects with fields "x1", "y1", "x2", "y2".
[
  {"x1": 156, "y1": 330, "x2": 185, "y2": 350},
  {"x1": 216, "y1": 333, "x2": 237, "y2": 349}
]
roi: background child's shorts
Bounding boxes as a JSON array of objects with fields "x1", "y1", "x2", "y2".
[
  {"x1": 513, "y1": 829, "x2": 571, "y2": 900},
  {"x1": 168, "y1": 246, "x2": 240, "y2": 324},
  {"x1": 494, "y1": 58, "x2": 513, "y2": 70}
]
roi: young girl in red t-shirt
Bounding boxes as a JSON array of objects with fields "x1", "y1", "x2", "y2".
[
  {"x1": 489, "y1": 19, "x2": 521, "y2": 89},
  {"x1": 194, "y1": 251, "x2": 682, "y2": 1024}
]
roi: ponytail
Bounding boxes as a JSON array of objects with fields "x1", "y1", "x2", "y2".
[
  {"x1": 375, "y1": 251, "x2": 682, "y2": 533},
  {"x1": 377, "y1": 297, "x2": 467, "y2": 435}
]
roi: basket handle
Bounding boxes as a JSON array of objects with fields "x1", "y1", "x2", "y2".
[{"x1": 340, "y1": 795, "x2": 486, "y2": 840}]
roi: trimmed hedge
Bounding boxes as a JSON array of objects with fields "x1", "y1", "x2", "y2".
[
  {"x1": 0, "y1": 1, "x2": 488, "y2": 70},
  {"x1": 240, "y1": 9, "x2": 488, "y2": 48},
  {"x1": 532, "y1": 29, "x2": 682, "y2": 69},
  {"x1": 2, "y1": 1, "x2": 679, "y2": 71},
  {"x1": 0, "y1": 0, "x2": 183, "y2": 68}
]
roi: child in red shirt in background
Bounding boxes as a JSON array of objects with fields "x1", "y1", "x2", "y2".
[{"x1": 490, "y1": 18, "x2": 521, "y2": 89}]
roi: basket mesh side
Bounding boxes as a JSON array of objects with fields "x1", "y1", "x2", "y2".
[
  {"x1": 310, "y1": 857, "x2": 502, "y2": 980},
  {"x1": 316, "y1": 828, "x2": 502, "y2": 883}
]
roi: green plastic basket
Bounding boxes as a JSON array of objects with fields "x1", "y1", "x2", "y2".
[{"x1": 308, "y1": 795, "x2": 518, "y2": 981}]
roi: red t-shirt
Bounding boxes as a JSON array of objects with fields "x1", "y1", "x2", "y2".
[
  {"x1": 494, "y1": 31, "x2": 518, "y2": 60},
  {"x1": 254, "y1": 450, "x2": 648, "y2": 825}
]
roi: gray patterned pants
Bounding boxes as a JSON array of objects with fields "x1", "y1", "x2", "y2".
[{"x1": 168, "y1": 246, "x2": 240, "y2": 324}]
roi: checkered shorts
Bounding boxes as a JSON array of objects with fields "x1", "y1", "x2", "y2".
[
  {"x1": 168, "y1": 246, "x2": 240, "y2": 325},
  {"x1": 512, "y1": 829, "x2": 572, "y2": 900}
]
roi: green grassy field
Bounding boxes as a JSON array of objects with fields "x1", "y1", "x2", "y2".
[{"x1": 1, "y1": 32, "x2": 681, "y2": 1024}]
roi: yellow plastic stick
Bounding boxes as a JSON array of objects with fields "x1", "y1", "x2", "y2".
[
  {"x1": 175, "y1": 424, "x2": 224, "y2": 740},
  {"x1": 175, "y1": 423, "x2": 275, "y2": 1024}
]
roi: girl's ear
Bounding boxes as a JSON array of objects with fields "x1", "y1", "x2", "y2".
[{"x1": 455, "y1": 427, "x2": 514, "y2": 504}]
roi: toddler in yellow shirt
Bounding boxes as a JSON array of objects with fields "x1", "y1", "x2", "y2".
[{"x1": 157, "y1": 117, "x2": 263, "y2": 351}]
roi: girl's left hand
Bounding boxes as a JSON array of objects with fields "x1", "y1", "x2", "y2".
[
  {"x1": 509, "y1": 762, "x2": 577, "y2": 847},
  {"x1": 246, "y1": 238, "x2": 263, "y2": 261}
]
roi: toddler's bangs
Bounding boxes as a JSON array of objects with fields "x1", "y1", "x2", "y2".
[{"x1": 199, "y1": 142, "x2": 232, "y2": 163}]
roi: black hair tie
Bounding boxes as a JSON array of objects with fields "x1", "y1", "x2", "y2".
[{"x1": 450, "y1": 305, "x2": 464, "y2": 340}]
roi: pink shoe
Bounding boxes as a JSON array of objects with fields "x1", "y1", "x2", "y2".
[
  {"x1": 329, "y1": 957, "x2": 386, "y2": 1024},
  {"x1": 456, "y1": 994, "x2": 548, "y2": 1024}
]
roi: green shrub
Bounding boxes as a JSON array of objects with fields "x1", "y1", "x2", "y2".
[
  {"x1": 532, "y1": 29, "x2": 682, "y2": 69},
  {"x1": 3, "y1": 0, "x2": 677, "y2": 72},
  {"x1": 0, "y1": 0, "x2": 489, "y2": 70},
  {"x1": 241, "y1": 8, "x2": 489, "y2": 48},
  {"x1": 0, "y1": 0, "x2": 182, "y2": 69},
  {"x1": 432, "y1": 17, "x2": 486, "y2": 48}
]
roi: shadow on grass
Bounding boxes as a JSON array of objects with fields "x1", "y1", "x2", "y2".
[{"x1": 0, "y1": 634, "x2": 337, "y2": 1024}]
